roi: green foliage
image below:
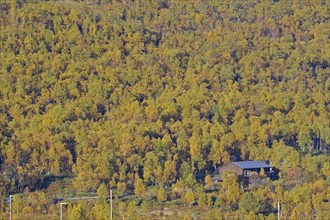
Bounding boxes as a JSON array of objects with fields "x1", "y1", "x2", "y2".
[
  {"x1": 97, "y1": 183, "x2": 108, "y2": 201},
  {"x1": 197, "y1": 192, "x2": 207, "y2": 208},
  {"x1": 68, "y1": 202, "x2": 89, "y2": 220},
  {"x1": 221, "y1": 171, "x2": 241, "y2": 206},
  {"x1": 116, "y1": 181, "x2": 127, "y2": 196},
  {"x1": 91, "y1": 203, "x2": 109, "y2": 220},
  {"x1": 183, "y1": 214, "x2": 193, "y2": 220},
  {"x1": 204, "y1": 175, "x2": 213, "y2": 188},
  {"x1": 184, "y1": 188, "x2": 195, "y2": 206},
  {"x1": 0, "y1": 0, "x2": 329, "y2": 218},
  {"x1": 157, "y1": 187, "x2": 167, "y2": 203},
  {"x1": 143, "y1": 151, "x2": 160, "y2": 184},
  {"x1": 134, "y1": 176, "x2": 146, "y2": 197},
  {"x1": 239, "y1": 192, "x2": 259, "y2": 213}
]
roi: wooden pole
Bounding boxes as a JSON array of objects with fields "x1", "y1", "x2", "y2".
[
  {"x1": 277, "y1": 201, "x2": 280, "y2": 220},
  {"x1": 110, "y1": 190, "x2": 112, "y2": 220},
  {"x1": 9, "y1": 195, "x2": 12, "y2": 220},
  {"x1": 60, "y1": 203, "x2": 63, "y2": 220},
  {"x1": 60, "y1": 203, "x2": 67, "y2": 220}
]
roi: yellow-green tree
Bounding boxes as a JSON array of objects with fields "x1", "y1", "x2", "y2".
[
  {"x1": 134, "y1": 176, "x2": 146, "y2": 197},
  {"x1": 184, "y1": 189, "x2": 195, "y2": 206},
  {"x1": 221, "y1": 171, "x2": 241, "y2": 207}
]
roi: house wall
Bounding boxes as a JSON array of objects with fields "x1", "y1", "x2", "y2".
[{"x1": 217, "y1": 163, "x2": 243, "y2": 180}]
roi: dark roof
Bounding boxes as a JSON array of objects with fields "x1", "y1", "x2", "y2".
[{"x1": 232, "y1": 161, "x2": 271, "y2": 169}]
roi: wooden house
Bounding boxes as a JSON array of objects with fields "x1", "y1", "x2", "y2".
[{"x1": 213, "y1": 160, "x2": 272, "y2": 182}]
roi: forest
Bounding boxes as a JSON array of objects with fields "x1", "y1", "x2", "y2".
[{"x1": 0, "y1": 0, "x2": 329, "y2": 219}]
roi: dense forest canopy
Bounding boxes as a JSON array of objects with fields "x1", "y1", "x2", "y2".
[{"x1": 0, "y1": 0, "x2": 329, "y2": 219}]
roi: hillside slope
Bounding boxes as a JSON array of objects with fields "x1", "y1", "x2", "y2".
[{"x1": 0, "y1": 0, "x2": 329, "y2": 218}]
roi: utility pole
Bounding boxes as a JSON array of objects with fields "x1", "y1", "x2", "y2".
[
  {"x1": 9, "y1": 195, "x2": 13, "y2": 220},
  {"x1": 60, "y1": 203, "x2": 67, "y2": 220},
  {"x1": 277, "y1": 201, "x2": 280, "y2": 220},
  {"x1": 110, "y1": 190, "x2": 113, "y2": 220}
]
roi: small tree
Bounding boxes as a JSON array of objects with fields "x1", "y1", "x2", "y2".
[
  {"x1": 126, "y1": 202, "x2": 138, "y2": 219},
  {"x1": 222, "y1": 171, "x2": 241, "y2": 206},
  {"x1": 184, "y1": 189, "x2": 195, "y2": 206},
  {"x1": 97, "y1": 183, "x2": 108, "y2": 202},
  {"x1": 198, "y1": 192, "x2": 207, "y2": 209},
  {"x1": 68, "y1": 202, "x2": 89, "y2": 220},
  {"x1": 117, "y1": 181, "x2": 127, "y2": 197},
  {"x1": 92, "y1": 204, "x2": 109, "y2": 220},
  {"x1": 157, "y1": 187, "x2": 167, "y2": 203},
  {"x1": 205, "y1": 174, "x2": 213, "y2": 188},
  {"x1": 134, "y1": 176, "x2": 146, "y2": 197},
  {"x1": 118, "y1": 202, "x2": 126, "y2": 220},
  {"x1": 239, "y1": 192, "x2": 259, "y2": 213},
  {"x1": 260, "y1": 168, "x2": 266, "y2": 178},
  {"x1": 186, "y1": 173, "x2": 196, "y2": 187},
  {"x1": 196, "y1": 185, "x2": 207, "y2": 209}
]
